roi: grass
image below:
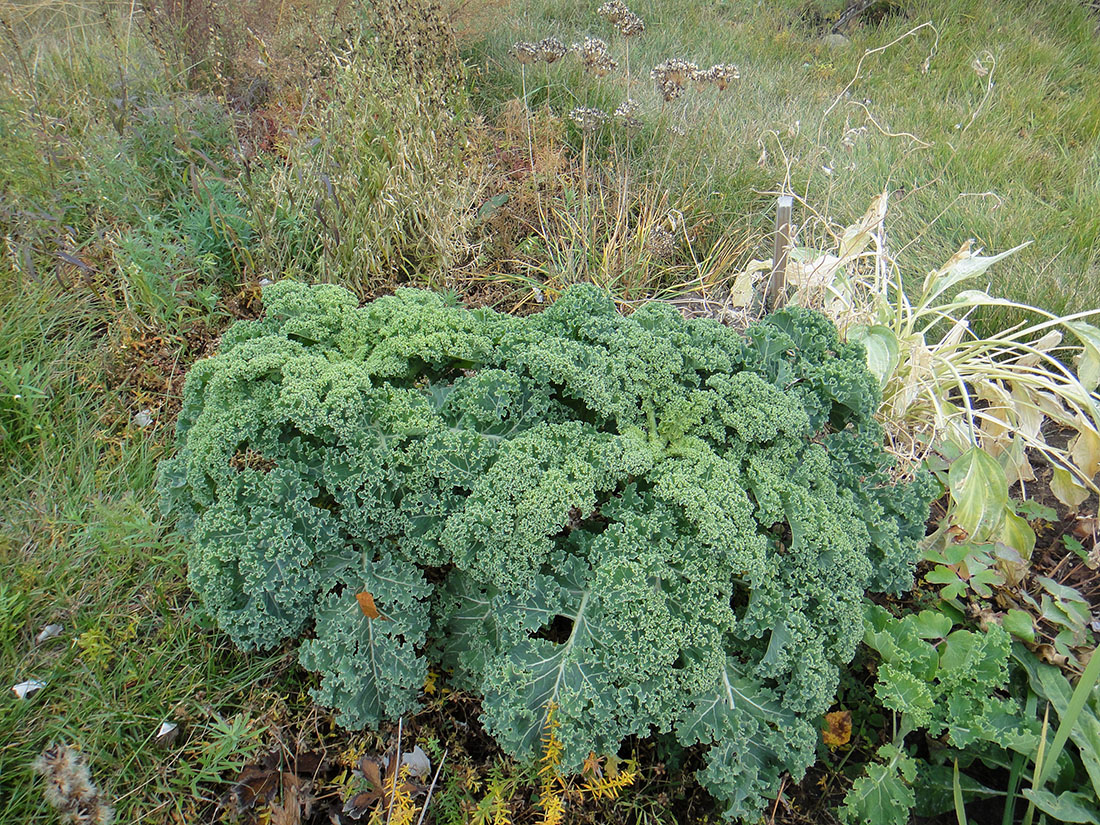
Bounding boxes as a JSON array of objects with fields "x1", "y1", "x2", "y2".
[
  {"x1": 0, "y1": 0, "x2": 1098, "y2": 822},
  {"x1": 463, "y1": 0, "x2": 1100, "y2": 323}
]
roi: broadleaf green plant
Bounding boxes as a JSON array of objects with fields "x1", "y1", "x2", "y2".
[
  {"x1": 844, "y1": 602, "x2": 1039, "y2": 825},
  {"x1": 160, "y1": 281, "x2": 936, "y2": 821}
]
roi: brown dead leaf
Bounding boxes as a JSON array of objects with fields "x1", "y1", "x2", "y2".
[
  {"x1": 1033, "y1": 644, "x2": 1070, "y2": 669},
  {"x1": 1071, "y1": 516, "x2": 1097, "y2": 542},
  {"x1": 822, "y1": 710, "x2": 852, "y2": 747},
  {"x1": 356, "y1": 591, "x2": 389, "y2": 621},
  {"x1": 268, "y1": 773, "x2": 302, "y2": 825},
  {"x1": 223, "y1": 761, "x2": 280, "y2": 812}
]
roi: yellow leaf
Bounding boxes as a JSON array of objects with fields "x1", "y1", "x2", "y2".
[
  {"x1": 822, "y1": 710, "x2": 852, "y2": 747},
  {"x1": 1069, "y1": 426, "x2": 1100, "y2": 482},
  {"x1": 1051, "y1": 467, "x2": 1089, "y2": 509},
  {"x1": 356, "y1": 591, "x2": 388, "y2": 620}
]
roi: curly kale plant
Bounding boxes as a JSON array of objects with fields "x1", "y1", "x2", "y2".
[{"x1": 160, "y1": 281, "x2": 936, "y2": 820}]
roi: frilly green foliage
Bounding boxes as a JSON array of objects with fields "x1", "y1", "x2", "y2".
[{"x1": 160, "y1": 281, "x2": 936, "y2": 821}]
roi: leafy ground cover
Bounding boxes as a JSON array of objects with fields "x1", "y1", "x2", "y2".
[{"x1": 0, "y1": 0, "x2": 1098, "y2": 823}]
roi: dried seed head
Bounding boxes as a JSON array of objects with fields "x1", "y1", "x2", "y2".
[
  {"x1": 646, "y1": 225, "x2": 676, "y2": 258},
  {"x1": 614, "y1": 98, "x2": 639, "y2": 118},
  {"x1": 614, "y1": 99, "x2": 642, "y2": 129},
  {"x1": 510, "y1": 41, "x2": 539, "y2": 65},
  {"x1": 536, "y1": 36, "x2": 567, "y2": 64},
  {"x1": 651, "y1": 74, "x2": 684, "y2": 102},
  {"x1": 652, "y1": 58, "x2": 698, "y2": 86},
  {"x1": 573, "y1": 37, "x2": 618, "y2": 76},
  {"x1": 34, "y1": 745, "x2": 114, "y2": 825},
  {"x1": 589, "y1": 52, "x2": 619, "y2": 76},
  {"x1": 579, "y1": 36, "x2": 610, "y2": 61},
  {"x1": 569, "y1": 106, "x2": 609, "y2": 131},
  {"x1": 617, "y1": 11, "x2": 645, "y2": 37},
  {"x1": 597, "y1": 0, "x2": 630, "y2": 24},
  {"x1": 708, "y1": 63, "x2": 740, "y2": 90}
]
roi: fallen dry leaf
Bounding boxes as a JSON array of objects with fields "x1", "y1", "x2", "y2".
[
  {"x1": 356, "y1": 591, "x2": 389, "y2": 621},
  {"x1": 822, "y1": 710, "x2": 852, "y2": 747}
]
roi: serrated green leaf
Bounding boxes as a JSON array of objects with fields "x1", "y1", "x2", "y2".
[
  {"x1": 875, "y1": 664, "x2": 934, "y2": 723},
  {"x1": 299, "y1": 553, "x2": 431, "y2": 729},
  {"x1": 840, "y1": 744, "x2": 917, "y2": 825}
]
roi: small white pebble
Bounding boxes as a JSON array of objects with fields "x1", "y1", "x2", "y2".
[
  {"x1": 259, "y1": 278, "x2": 273, "y2": 287},
  {"x1": 401, "y1": 745, "x2": 431, "y2": 778},
  {"x1": 133, "y1": 409, "x2": 154, "y2": 428},
  {"x1": 12, "y1": 680, "x2": 46, "y2": 699},
  {"x1": 35, "y1": 624, "x2": 63, "y2": 644},
  {"x1": 155, "y1": 721, "x2": 180, "y2": 747}
]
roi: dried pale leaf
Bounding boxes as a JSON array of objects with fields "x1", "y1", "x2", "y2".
[
  {"x1": 1069, "y1": 427, "x2": 1100, "y2": 482},
  {"x1": 837, "y1": 193, "x2": 887, "y2": 262},
  {"x1": 786, "y1": 249, "x2": 842, "y2": 298},
  {"x1": 1002, "y1": 437, "x2": 1036, "y2": 485},
  {"x1": 940, "y1": 317, "x2": 972, "y2": 349},
  {"x1": 1051, "y1": 467, "x2": 1089, "y2": 509},
  {"x1": 923, "y1": 241, "x2": 1031, "y2": 305},
  {"x1": 11, "y1": 680, "x2": 45, "y2": 699},
  {"x1": 1034, "y1": 390, "x2": 1070, "y2": 421},
  {"x1": 155, "y1": 721, "x2": 179, "y2": 747},
  {"x1": 1011, "y1": 384, "x2": 1044, "y2": 441},
  {"x1": 1066, "y1": 321, "x2": 1100, "y2": 391},
  {"x1": 1019, "y1": 330, "x2": 1063, "y2": 367},
  {"x1": 401, "y1": 745, "x2": 431, "y2": 779},
  {"x1": 728, "y1": 260, "x2": 768, "y2": 307},
  {"x1": 822, "y1": 710, "x2": 853, "y2": 746}
]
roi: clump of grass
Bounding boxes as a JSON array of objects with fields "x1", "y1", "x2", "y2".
[
  {"x1": 470, "y1": 0, "x2": 1100, "y2": 322},
  {"x1": 476, "y1": 0, "x2": 754, "y2": 305},
  {"x1": 249, "y1": 8, "x2": 487, "y2": 295}
]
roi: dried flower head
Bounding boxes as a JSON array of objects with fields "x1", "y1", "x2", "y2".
[
  {"x1": 591, "y1": 53, "x2": 619, "y2": 76},
  {"x1": 614, "y1": 98, "x2": 639, "y2": 118},
  {"x1": 34, "y1": 744, "x2": 114, "y2": 825},
  {"x1": 708, "y1": 63, "x2": 740, "y2": 90},
  {"x1": 569, "y1": 106, "x2": 609, "y2": 131},
  {"x1": 651, "y1": 58, "x2": 699, "y2": 100},
  {"x1": 617, "y1": 11, "x2": 645, "y2": 37},
  {"x1": 597, "y1": 0, "x2": 630, "y2": 24},
  {"x1": 536, "y1": 36, "x2": 567, "y2": 64},
  {"x1": 652, "y1": 57, "x2": 698, "y2": 86},
  {"x1": 691, "y1": 68, "x2": 710, "y2": 90},
  {"x1": 614, "y1": 98, "x2": 642, "y2": 129},
  {"x1": 646, "y1": 224, "x2": 676, "y2": 259},
  {"x1": 510, "y1": 41, "x2": 539, "y2": 65}
]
